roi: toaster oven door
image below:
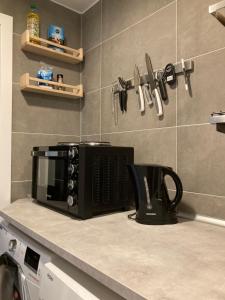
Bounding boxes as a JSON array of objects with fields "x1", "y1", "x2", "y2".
[{"x1": 32, "y1": 150, "x2": 68, "y2": 204}]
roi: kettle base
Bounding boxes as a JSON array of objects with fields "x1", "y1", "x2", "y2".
[{"x1": 136, "y1": 214, "x2": 178, "y2": 225}]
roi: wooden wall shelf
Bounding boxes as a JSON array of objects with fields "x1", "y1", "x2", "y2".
[
  {"x1": 20, "y1": 73, "x2": 83, "y2": 99},
  {"x1": 21, "y1": 30, "x2": 83, "y2": 64}
]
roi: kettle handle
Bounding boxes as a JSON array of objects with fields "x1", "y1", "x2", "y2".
[{"x1": 163, "y1": 168, "x2": 183, "y2": 210}]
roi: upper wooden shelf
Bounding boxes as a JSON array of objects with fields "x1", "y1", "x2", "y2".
[{"x1": 21, "y1": 30, "x2": 83, "y2": 64}]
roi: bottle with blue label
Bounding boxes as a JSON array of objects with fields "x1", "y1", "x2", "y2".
[
  {"x1": 48, "y1": 25, "x2": 65, "y2": 52},
  {"x1": 37, "y1": 64, "x2": 53, "y2": 88}
]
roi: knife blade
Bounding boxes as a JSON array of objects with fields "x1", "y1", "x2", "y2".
[
  {"x1": 145, "y1": 53, "x2": 163, "y2": 117},
  {"x1": 134, "y1": 65, "x2": 145, "y2": 112}
]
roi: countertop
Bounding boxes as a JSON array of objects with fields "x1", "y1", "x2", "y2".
[{"x1": 1, "y1": 199, "x2": 225, "y2": 300}]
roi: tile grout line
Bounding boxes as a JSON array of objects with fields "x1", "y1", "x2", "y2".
[
  {"x1": 187, "y1": 45, "x2": 225, "y2": 61},
  {"x1": 12, "y1": 131, "x2": 80, "y2": 137},
  {"x1": 81, "y1": 133, "x2": 102, "y2": 137},
  {"x1": 85, "y1": 123, "x2": 210, "y2": 136},
  {"x1": 85, "y1": 43, "x2": 101, "y2": 54},
  {"x1": 169, "y1": 189, "x2": 225, "y2": 200},
  {"x1": 183, "y1": 190, "x2": 225, "y2": 199},
  {"x1": 85, "y1": 0, "x2": 176, "y2": 54},
  {"x1": 103, "y1": 123, "x2": 211, "y2": 134}
]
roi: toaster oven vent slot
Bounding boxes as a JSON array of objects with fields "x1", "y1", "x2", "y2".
[{"x1": 92, "y1": 155, "x2": 130, "y2": 209}]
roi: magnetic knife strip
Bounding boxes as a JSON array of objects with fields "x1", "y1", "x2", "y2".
[{"x1": 112, "y1": 59, "x2": 194, "y2": 93}]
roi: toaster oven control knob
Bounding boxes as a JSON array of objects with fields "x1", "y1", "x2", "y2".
[
  {"x1": 68, "y1": 180, "x2": 77, "y2": 190},
  {"x1": 67, "y1": 195, "x2": 75, "y2": 207},
  {"x1": 68, "y1": 180, "x2": 75, "y2": 191},
  {"x1": 68, "y1": 147, "x2": 78, "y2": 159},
  {"x1": 68, "y1": 164, "x2": 75, "y2": 175}
]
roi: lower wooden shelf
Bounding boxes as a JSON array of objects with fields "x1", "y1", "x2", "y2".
[{"x1": 20, "y1": 73, "x2": 83, "y2": 99}]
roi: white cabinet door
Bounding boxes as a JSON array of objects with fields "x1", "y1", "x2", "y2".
[
  {"x1": 0, "y1": 14, "x2": 13, "y2": 208},
  {"x1": 39, "y1": 262, "x2": 100, "y2": 300}
]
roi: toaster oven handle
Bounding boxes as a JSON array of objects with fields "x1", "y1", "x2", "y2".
[{"x1": 32, "y1": 150, "x2": 68, "y2": 158}]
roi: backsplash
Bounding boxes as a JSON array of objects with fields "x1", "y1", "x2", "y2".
[
  {"x1": 81, "y1": 0, "x2": 225, "y2": 220},
  {"x1": 0, "y1": 0, "x2": 81, "y2": 201}
]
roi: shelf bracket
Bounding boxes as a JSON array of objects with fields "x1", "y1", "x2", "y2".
[{"x1": 209, "y1": 0, "x2": 225, "y2": 26}]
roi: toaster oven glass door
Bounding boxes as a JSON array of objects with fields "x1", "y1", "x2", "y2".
[{"x1": 34, "y1": 150, "x2": 68, "y2": 202}]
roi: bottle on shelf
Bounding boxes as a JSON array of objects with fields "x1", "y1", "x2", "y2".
[{"x1": 27, "y1": 3, "x2": 40, "y2": 42}]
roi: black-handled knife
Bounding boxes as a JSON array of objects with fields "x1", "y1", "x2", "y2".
[
  {"x1": 118, "y1": 77, "x2": 127, "y2": 113},
  {"x1": 157, "y1": 71, "x2": 168, "y2": 101}
]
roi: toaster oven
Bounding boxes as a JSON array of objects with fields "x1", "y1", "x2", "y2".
[{"x1": 32, "y1": 142, "x2": 134, "y2": 219}]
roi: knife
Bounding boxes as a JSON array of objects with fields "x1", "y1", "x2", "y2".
[
  {"x1": 134, "y1": 65, "x2": 145, "y2": 112},
  {"x1": 156, "y1": 70, "x2": 168, "y2": 101},
  {"x1": 118, "y1": 77, "x2": 128, "y2": 112},
  {"x1": 145, "y1": 53, "x2": 163, "y2": 117}
]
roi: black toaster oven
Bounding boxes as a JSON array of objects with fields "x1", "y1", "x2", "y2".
[{"x1": 32, "y1": 142, "x2": 134, "y2": 219}]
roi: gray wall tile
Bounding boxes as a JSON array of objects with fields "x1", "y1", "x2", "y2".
[
  {"x1": 102, "y1": 128, "x2": 176, "y2": 168},
  {"x1": 177, "y1": 0, "x2": 225, "y2": 59},
  {"x1": 102, "y1": 0, "x2": 174, "y2": 41},
  {"x1": 81, "y1": 91, "x2": 101, "y2": 135},
  {"x1": 179, "y1": 192, "x2": 225, "y2": 220},
  {"x1": 101, "y1": 85, "x2": 176, "y2": 134},
  {"x1": 177, "y1": 125, "x2": 225, "y2": 197},
  {"x1": 82, "y1": 1, "x2": 101, "y2": 51},
  {"x1": 12, "y1": 84, "x2": 80, "y2": 135},
  {"x1": 81, "y1": 135, "x2": 101, "y2": 142},
  {"x1": 101, "y1": 3, "x2": 176, "y2": 87},
  {"x1": 11, "y1": 181, "x2": 31, "y2": 202},
  {"x1": 0, "y1": 0, "x2": 30, "y2": 34},
  {"x1": 178, "y1": 50, "x2": 225, "y2": 125},
  {"x1": 12, "y1": 133, "x2": 80, "y2": 182},
  {"x1": 82, "y1": 46, "x2": 101, "y2": 92}
]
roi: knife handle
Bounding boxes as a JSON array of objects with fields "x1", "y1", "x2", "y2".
[
  {"x1": 119, "y1": 91, "x2": 123, "y2": 113},
  {"x1": 154, "y1": 88, "x2": 163, "y2": 117},
  {"x1": 138, "y1": 85, "x2": 145, "y2": 112},
  {"x1": 142, "y1": 84, "x2": 153, "y2": 106},
  {"x1": 123, "y1": 90, "x2": 127, "y2": 112},
  {"x1": 158, "y1": 78, "x2": 168, "y2": 101}
]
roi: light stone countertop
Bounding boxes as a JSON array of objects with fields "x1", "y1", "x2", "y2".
[{"x1": 1, "y1": 198, "x2": 225, "y2": 300}]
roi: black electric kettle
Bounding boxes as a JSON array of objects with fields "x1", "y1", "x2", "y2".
[{"x1": 129, "y1": 164, "x2": 183, "y2": 225}]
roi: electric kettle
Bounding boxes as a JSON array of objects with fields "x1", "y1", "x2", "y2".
[{"x1": 129, "y1": 164, "x2": 183, "y2": 225}]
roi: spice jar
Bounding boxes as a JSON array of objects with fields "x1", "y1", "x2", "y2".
[{"x1": 57, "y1": 74, "x2": 64, "y2": 90}]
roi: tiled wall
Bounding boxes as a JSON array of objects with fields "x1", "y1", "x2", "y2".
[
  {"x1": 81, "y1": 0, "x2": 225, "y2": 220},
  {"x1": 0, "y1": 0, "x2": 81, "y2": 201}
]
